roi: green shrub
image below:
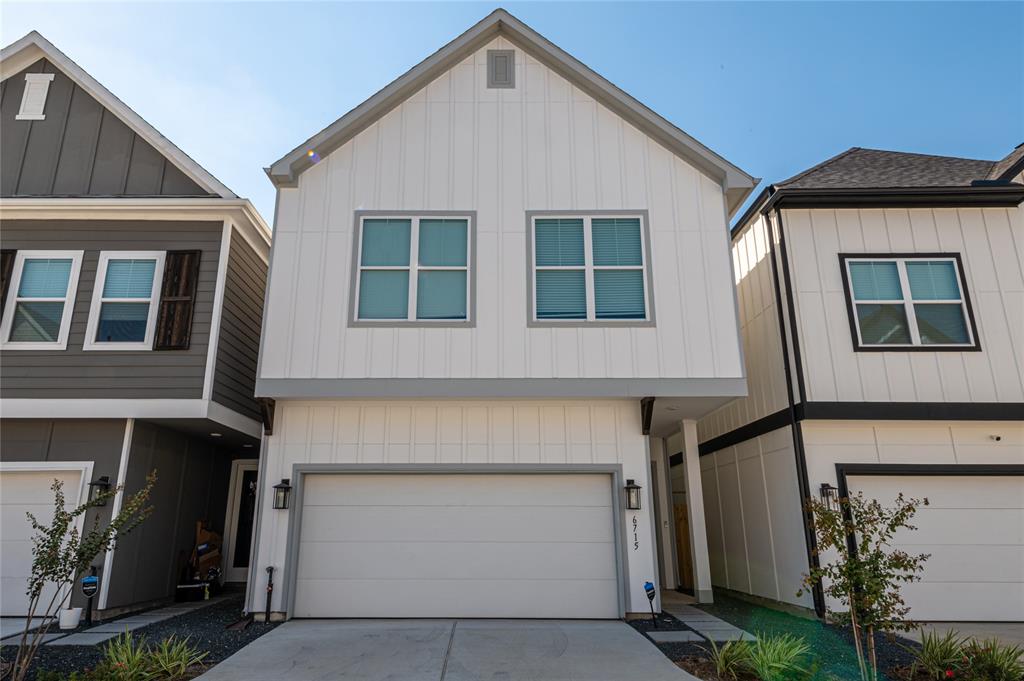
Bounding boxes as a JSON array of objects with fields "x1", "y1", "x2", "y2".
[
  {"x1": 961, "y1": 638, "x2": 1024, "y2": 681},
  {"x1": 907, "y1": 628, "x2": 967, "y2": 679},
  {"x1": 702, "y1": 638, "x2": 751, "y2": 680},
  {"x1": 743, "y1": 633, "x2": 811, "y2": 681},
  {"x1": 148, "y1": 635, "x2": 208, "y2": 680},
  {"x1": 103, "y1": 631, "x2": 156, "y2": 681}
]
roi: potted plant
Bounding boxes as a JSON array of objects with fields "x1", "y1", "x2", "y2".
[{"x1": 58, "y1": 605, "x2": 83, "y2": 630}]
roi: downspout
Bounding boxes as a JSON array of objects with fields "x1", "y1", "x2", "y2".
[{"x1": 764, "y1": 206, "x2": 825, "y2": 617}]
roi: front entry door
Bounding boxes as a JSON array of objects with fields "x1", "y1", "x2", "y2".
[{"x1": 223, "y1": 460, "x2": 258, "y2": 583}]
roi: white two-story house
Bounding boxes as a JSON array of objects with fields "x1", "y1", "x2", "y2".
[
  {"x1": 699, "y1": 145, "x2": 1024, "y2": 622},
  {"x1": 248, "y1": 9, "x2": 757, "y2": 620}
]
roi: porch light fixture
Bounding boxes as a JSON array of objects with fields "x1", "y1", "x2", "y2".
[
  {"x1": 272, "y1": 479, "x2": 292, "y2": 510},
  {"x1": 819, "y1": 483, "x2": 839, "y2": 510},
  {"x1": 88, "y1": 476, "x2": 111, "y2": 506},
  {"x1": 624, "y1": 479, "x2": 642, "y2": 511}
]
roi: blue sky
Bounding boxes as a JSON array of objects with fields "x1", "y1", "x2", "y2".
[{"x1": 3, "y1": 2, "x2": 1021, "y2": 221}]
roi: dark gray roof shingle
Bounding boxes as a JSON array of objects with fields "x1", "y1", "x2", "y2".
[
  {"x1": 777, "y1": 147, "x2": 1000, "y2": 190},
  {"x1": 988, "y1": 143, "x2": 1024, "y2": 181}
]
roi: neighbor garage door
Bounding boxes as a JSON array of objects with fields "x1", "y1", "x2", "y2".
[
  {"x1": 1, "y1": 468, "x2": 86, "y2": 616},
  {"x1": 292, "y1": 473, "x2": 620, "y2": 618},
  {"x1": 849, "y1": 474, "x2": 1023, "y2": 621}
]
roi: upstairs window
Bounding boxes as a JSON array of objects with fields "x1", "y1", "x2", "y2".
[
  {"x1": 351, "y1": 214, "x2": 474, "y2": 325},
  {"x1": 84, "y1": 251, "x2": 165, "y2": 350},
  {"x1": 529, "y1": 213, "x2": 653, "y2": 324},
  {"x1": 0, "y1": 250, "x2": 83, "y2": 349},
  {"x1": 841, "y1": 254, "x2": 978, "y2": 350}
]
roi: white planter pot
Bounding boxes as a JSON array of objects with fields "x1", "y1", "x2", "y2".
[{"x1": 58, "y1": 607, "x2": 82, "y2": 630}]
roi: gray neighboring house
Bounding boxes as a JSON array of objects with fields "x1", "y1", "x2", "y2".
[{"x1": 0, "y1": 32, "x2": 271, "y2": 618}]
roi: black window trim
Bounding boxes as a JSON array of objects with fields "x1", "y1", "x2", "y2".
[{"x1": 838, "y1": 252, "x2": 981, "y2": 353}]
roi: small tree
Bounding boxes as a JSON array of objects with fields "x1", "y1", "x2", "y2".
[
  {"x1": 9, "y1": 472, "x2": 157, "y2": 681},
  {"x1": 799, "y1": 491, "x2": 930, "y2": 681}
]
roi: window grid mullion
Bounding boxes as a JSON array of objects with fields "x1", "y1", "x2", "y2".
[
  {"x1": 408, "y1": 218, "x2": 420, "y2": 320},
  {"x1": 583, "y1": 217, "x2": 595, "y2": 320},
  {"x1": 896, "y1": 260, "x2": 922, "y2": 344}
]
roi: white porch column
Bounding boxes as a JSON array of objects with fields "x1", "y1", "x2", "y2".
[
  {"x1": 649, "y1": 437, "x2": 677, "y2": 590},
  {"x1": 681, "y1": 419, "x2": 714, "y2": 603}
]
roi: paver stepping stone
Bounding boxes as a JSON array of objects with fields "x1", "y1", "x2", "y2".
[
  {"x1": 647, "y1": 630, "x2": 705, "y2": 643},
  {"x1": 48, "y1": 631, "x2": 119, "y2": 646}
]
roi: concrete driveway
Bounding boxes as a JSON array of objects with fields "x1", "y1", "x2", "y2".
[{"x1": 198, "y1": 619, "x2": 696, "y2": 681}]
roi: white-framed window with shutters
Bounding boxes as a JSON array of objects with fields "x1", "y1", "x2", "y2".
[
  {"x1": 839, "y1": 254, "x2": 979, "y2": 351},
  {"x1": 349, "y1": 212, "x2": 475, "y2": 326},
  {"x1": 84, "y1": 251, "x2": 166, "y2": 350},
  {"x1": 0, "y1": 250, "x2": 84, "y2": 350},
  {"x1": 527, "y1": 212, "x2": 654, "y2": 326}
]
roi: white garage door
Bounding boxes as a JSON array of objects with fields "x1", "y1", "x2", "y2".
[
  {"x1": 1, "y1": 468, "x2": 86, "y2": 616},
  {"x1": 850, "y1": 474, "x2": 1023, "y2": 622},
  {"x1": 293, "y1": 473, "x2": 620, "y2": 618}
]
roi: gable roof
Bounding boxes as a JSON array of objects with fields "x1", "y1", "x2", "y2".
[
  {"x1": 777, "y1": 147, "x2": 998, "y2": 190},
  {"x1": 1, "y1": 31, "x2": 236, "y2": 199},
  {"x1": 266, "y1": 8, "x2": 757, "y2": 214},
  {"x1": 732, "y1": 144, "x2": 1024, "y2": 237}
]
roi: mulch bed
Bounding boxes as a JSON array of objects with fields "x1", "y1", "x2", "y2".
[
  {"x1": 629, "y1": 591, "x2": 922, "y2": 681},
  {"x1": 0, "y1": 593, "x2": 278, "y2": 678}
]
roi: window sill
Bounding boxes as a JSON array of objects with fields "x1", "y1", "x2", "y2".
[
  {"x1": 527, "y1": 319, "x2": 656, "y2": 328},
  {"x1": 348, "y1": 320, "x2": 476, "y2": 329}
]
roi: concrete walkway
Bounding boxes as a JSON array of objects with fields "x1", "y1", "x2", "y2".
[
  {"x1": 0, "y1": 597, "x2": 224, "y2": 647},
  {"x1": 658, "y1": 591, "x2": 756, "y2": 643},
  {"x1": 198, "y1": 619, "x2": 699, "y2": 681}
]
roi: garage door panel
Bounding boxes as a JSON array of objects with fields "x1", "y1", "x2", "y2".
[
  {"x1": 1, "y1": 469, "x2": 86, "y2": 617},
  {"x1": 302, "y1": 473, "x2": 611, "y2": 508},
  {"x1": 292, "y1": 578, "x2": 619, "y2": 619},
  {"x1": 898, "y1": 582, "x2": 1024, "y2": 622},
  {"x1": 892, "y1": 508, "x2": 1024, "y2": 545},
  {"x1": 296, "y1": 540, "x2": 618, "y2": 581},
  {"x1": 852, "y1": 475, "x2": 1024, "y2": 508},
  {"x1": 850, "y1": 474, "x2": 1023, "y2": 622},
  {"x1": 294, "y1": 473, "x2": 620, "y2": 618},
  {"x1": 301, "y1": 506, "x2": 614, "y2": 544},
  {"x1": 911, "y1": 545, "x2": 1024, "y2": 583}
]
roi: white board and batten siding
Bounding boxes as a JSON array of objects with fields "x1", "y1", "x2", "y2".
[
  {"x1": 260, "y1": 36, "x2": 742, "y2": 383},
  {"x1": 700, "y1": 214, "x2": 790, "y2": 443},
  {"x1": 784, "y1": 206, "x2": 1024, "y2": 403},
  {"x1": 251, "y1": 399, "x2": 660, "y2": 615}
]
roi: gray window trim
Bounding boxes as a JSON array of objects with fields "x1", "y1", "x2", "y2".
[
  {"x1": 525, "y1": 210, "x2": 656, "y2": 327},
  {"x1": 486, "y1": 49, "x2": 516, "y2": 89},
  {"x1": 348, "y1": 210, "x2": 477, "y2": 328},
  {"x1": 278, "y1": 463, "x2": 629, "y2": 620}
]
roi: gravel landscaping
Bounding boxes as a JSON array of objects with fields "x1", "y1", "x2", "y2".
[
  {"x1": 0, "y1": 594, "x2": 278, "y2": 679},
  {"x1": 629, "y1": 591, "x2": 922, "y2": 681}
]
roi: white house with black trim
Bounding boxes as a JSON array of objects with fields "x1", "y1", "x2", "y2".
[
  {"x1": 697, "y1": 145, "x2": 1024, "y2": 622},
  {"x1": 0, "y1": 33, "x2": 270, "y2": 617},
  {"x1": 249, "y1": 8, "x2": 758, "y2": 620}
]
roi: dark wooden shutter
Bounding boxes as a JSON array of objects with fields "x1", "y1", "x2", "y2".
[
  {"x1": 154, "y1": 250, "x2": 201, "y2": 350},
  {"x1": 0, "y1": 250, "x2": 16, "y2": 318}
]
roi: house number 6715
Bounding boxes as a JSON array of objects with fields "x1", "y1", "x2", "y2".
[{"x1": 631, "y1": 515, "x2": 639, "y2": 551}]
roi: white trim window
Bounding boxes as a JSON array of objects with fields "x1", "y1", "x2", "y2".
[
  {"x1": 84, "y1": 251, "x2": 166, "y2": 351},
  {"x1": 530, "y1": 214, "x2": 652, "y2": 323},
  {"x1": 0, "y1": 250, "x2": 83, "y2": 349},
  {"x1": 843, "y1": 255, "x2": 976, "y2": 349},
  {"x1": 353, "y1": 215, "x2": 472, "y2": 324}
]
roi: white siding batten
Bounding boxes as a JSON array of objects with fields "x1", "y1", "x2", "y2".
[{"x1": 98, "y1": 419, "x2": 134, "y2": 610}]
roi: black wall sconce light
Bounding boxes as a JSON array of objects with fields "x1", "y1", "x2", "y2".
[
  {"x1": 88, "y1": 476, "x2": 111, "y2": 506},
  {"x1": 819, "y1": 482, "x2": 839, "y2": 510},
  {"x1": 272, "y1": 479, "x2": 292, "y2": 510},
  {"x1": 624, "y1": 479, "x2": 642, "y2": 511}
]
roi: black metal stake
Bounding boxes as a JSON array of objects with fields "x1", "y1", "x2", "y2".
[
  {"x1": 85, "y1": 566, "x2": 97, "y2": 626},
  {"x1": 264, "y1": 566, "x2": 274, "y2": 623},
  {"x1": 643, "y1": 581, "x2": 657, "y2": 629}
]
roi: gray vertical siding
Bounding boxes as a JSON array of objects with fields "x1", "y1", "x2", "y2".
[
  {"x1": 0, "y1": 58, "x2": 211, "y2": 198},
  {"x1": 211, "y1": 233, "x2": 267, "y2": 421},
  {"x1": 104, "y1": 420, "x2": 235, "y2": 610},
  {"x1": 0, "y1": 418, "x2": 125, "y2": 608},
  {"x1": 0, "y1": 220, "x2": 221, "y2": 399}
]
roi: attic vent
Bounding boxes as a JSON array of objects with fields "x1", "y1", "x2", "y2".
[
  {"x1": 16, "y1": 73, "x2": 55, "y2": 121},
  {"x1": 487, "y1": 50, "x2": 515, "y2": 89}
]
